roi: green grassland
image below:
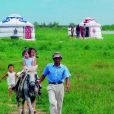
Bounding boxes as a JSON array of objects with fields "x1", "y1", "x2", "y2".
[{"x1": 0, "y1": 27, "x2": 114, "y2": 114}]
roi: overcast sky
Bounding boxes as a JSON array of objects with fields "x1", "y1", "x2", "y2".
[{"x1": 0, "y1": 0, "x2": 114, "y2": 25}]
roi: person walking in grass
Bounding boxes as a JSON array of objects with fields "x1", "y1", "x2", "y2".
[
  {"x1": 38, "y1": 52, "x2": 71, "y2": 114},
  {"x1": 71, "y1": 26, "x2": 74, "y2": 37},
  {"x1": 76, "y1": 24, "x2": 80, "y2": 38},
  {"x1": 83, "y1": 24, "x2": 86, "y2": 39},
  {"x1": 0, "y1": 64, "x2": 18, "y2": 101}
]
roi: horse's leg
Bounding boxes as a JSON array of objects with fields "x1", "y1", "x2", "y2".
[
  {"x1": 24, "y1": 83, "x2": 34, "y2": 114},
  {"x1": 21, "y1": 99, "x2": 25, "y2": 114},
  {"x1": 33, "y1": 86, "x2": 38, "y2": 113},
  {"x1": 30, "y1": 96, "x2": 36, "y2": 113},
  {"x1": 26, "y1": 97, "x2": 34, "y2": 114},
  {"x1": 32, "y1": 99, "x2": 36, "y2": 114},
  {"x1": 16, "y1": 97, "x2": 21, "y2": 114}
]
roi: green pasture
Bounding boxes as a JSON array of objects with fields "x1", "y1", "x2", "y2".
[{"x1": 0, "y1": 27, "x2": 114, "y2": 114}]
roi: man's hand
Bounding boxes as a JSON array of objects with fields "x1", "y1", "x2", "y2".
[
  {"x1": 66, "y1": 78, "x2": 70, "y2": 92},
  {"x1": 66, "y1": 84, "x2": 70, "y2": 92},
  {"x1": 37, "y1": 79, "x2": 40, "y2": 84},
  {"x1": 37, "y1": 75, "x2": 46, "y2": 85}
]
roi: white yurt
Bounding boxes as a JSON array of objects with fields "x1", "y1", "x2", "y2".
[
  {"x1": 79, "y1": 17, "x2": 102, "y2": 39},
  {"x1": 0, "y1": 14, "x2": 35, "y2": 40}
]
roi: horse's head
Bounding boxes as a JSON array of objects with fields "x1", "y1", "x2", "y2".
[{"x1": 27, "y1": 72, "x2": 38, "y2": 96}]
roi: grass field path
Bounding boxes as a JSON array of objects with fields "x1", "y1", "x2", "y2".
[
  {"x1": 0, "y1": 102, "x2": 48, "y2": 114},
  {"x1": 10, "y1": 110, "x2": 47, "y2": 114}
]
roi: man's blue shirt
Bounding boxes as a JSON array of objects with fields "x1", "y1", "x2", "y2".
[{"x1": 43, "y1": 63, "x2": 71, "y2": 83}]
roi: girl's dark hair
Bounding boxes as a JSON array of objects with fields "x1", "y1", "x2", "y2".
[
  {"x1": 28, "y1": 48, "x2": 38, "y2": 58},
  {"x1": 22, "y1": 49, "x2": 29, "y2": 56},
  {"x1": 8, "y1": 64, "x2": 14, "y2": 68},
  {"x1": 22, "y1": 47, "x2": 29, "y2": 56}
]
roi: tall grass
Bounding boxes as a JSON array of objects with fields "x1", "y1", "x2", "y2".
[{"x1": 0, "y1": 27, "x2": 114, "y2": 114}]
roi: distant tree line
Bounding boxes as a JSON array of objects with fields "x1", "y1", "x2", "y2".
[
  {"x1": 34, "y1": 22, "x2": 114, "y2": 30},
  {"x1": 102, "y1": 25, "x2": 114, "y2": 31},
  {"x1": 33, "y1": 22, "x2": 60, "y2": 28}
]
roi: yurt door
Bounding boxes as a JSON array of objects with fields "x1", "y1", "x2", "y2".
[{"x1": 25, "y1": 26, "x2": 32, "y2": 39}]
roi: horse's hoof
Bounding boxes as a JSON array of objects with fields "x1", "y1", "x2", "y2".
[{"x1": 34, "y1": 111, "x2": 36, "y2": 114}]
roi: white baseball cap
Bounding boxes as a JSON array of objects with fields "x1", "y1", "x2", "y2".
[{"x1": 52, "y1": 52, "x2": 62, "y2": 59}]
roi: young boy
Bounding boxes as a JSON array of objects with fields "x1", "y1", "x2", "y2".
[{"x1": 0, "y1": 64, "x2": 18, "y2": 100}]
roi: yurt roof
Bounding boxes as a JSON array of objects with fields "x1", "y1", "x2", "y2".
[
  {"x1": 0, "y1": 14, "x2": 33, "y2": 27},
  {"x1": 8, "y1": 14, "x2": 22, "y2": 18},
  {"x1": 80, "y1": 17, "x2": 101, "y2": 27}
]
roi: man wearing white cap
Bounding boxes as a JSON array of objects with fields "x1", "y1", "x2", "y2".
[{"x1": 38, "y1": 52, "x2": 71, "y2": 114}]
